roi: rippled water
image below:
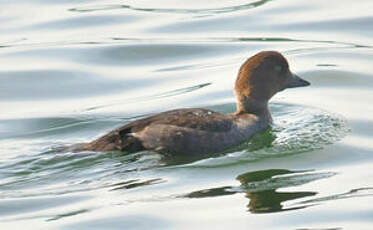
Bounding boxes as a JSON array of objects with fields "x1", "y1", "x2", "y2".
[{"x1": 1, "y1": 0, "x2": 373, "y2": 229}]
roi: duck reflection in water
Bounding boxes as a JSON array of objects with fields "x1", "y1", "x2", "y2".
[{"x1": 183, "y1": 169, "x2": 332, "y2": 213}]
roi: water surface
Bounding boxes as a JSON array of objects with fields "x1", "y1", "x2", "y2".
[{"x1": 1, "y1": 0, "x2": 373, "y2": 229}]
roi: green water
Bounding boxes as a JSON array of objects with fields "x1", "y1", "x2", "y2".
[{"x1": 1, "y1": 0, "x2": 373, "y2": 229}]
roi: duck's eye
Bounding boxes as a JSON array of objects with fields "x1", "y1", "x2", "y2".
[{"x1": 274, "y1": 65, "x2": 282, "y2": 72}]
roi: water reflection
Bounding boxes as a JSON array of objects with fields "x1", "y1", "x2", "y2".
[
  {"x1": 184, "y1": 169, "x2": 335, "y2": 213},
  {"x1": 299, "y1": 187, "x2": 373, "y2": 205},
  {"x1": 69, "y1": 0, "x2": 274, "y2": 16},
  {"x1": 237, "y1": 169, "x2": 319, "y2": 213},
  {"x1": 82, "y1": 83, "x2": 211, "y2": 112},
  {"x1": 109, "y1": 178, "x2": 165, "y2": 191},
  {"x1": 245, "y1": 190, "x2": 316, "y2": 213},
  {"x1": 0, "y1": 70, "x2": 133, "y2": 101},
  {"x1": 295, "y1": 228, "x2": 342, "y2": 230}
]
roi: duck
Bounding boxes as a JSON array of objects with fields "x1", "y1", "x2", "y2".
[{"x1": 71, "y1": 51, "x2": 310, "y2": 155}]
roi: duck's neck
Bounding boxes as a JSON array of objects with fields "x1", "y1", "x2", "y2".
[{"x1": 235, "y1": 97, "x2": 272, "y2": 123}]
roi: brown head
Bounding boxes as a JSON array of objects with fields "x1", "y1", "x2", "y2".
[{"x1": 234, "y1": 51, "x2": 310, "y2": 117}]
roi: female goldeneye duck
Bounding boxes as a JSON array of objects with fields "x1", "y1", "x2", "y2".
[{"x1": 71, "y1": 51, "x2": 310, "y2": 155}]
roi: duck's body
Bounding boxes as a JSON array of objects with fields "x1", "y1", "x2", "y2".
[
  {"x1": 71, "y1": 51, "x2": 310, "y2": 155},
  {"x1": 73, "y1": 108, "x2": 267, "y2": 155}
]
